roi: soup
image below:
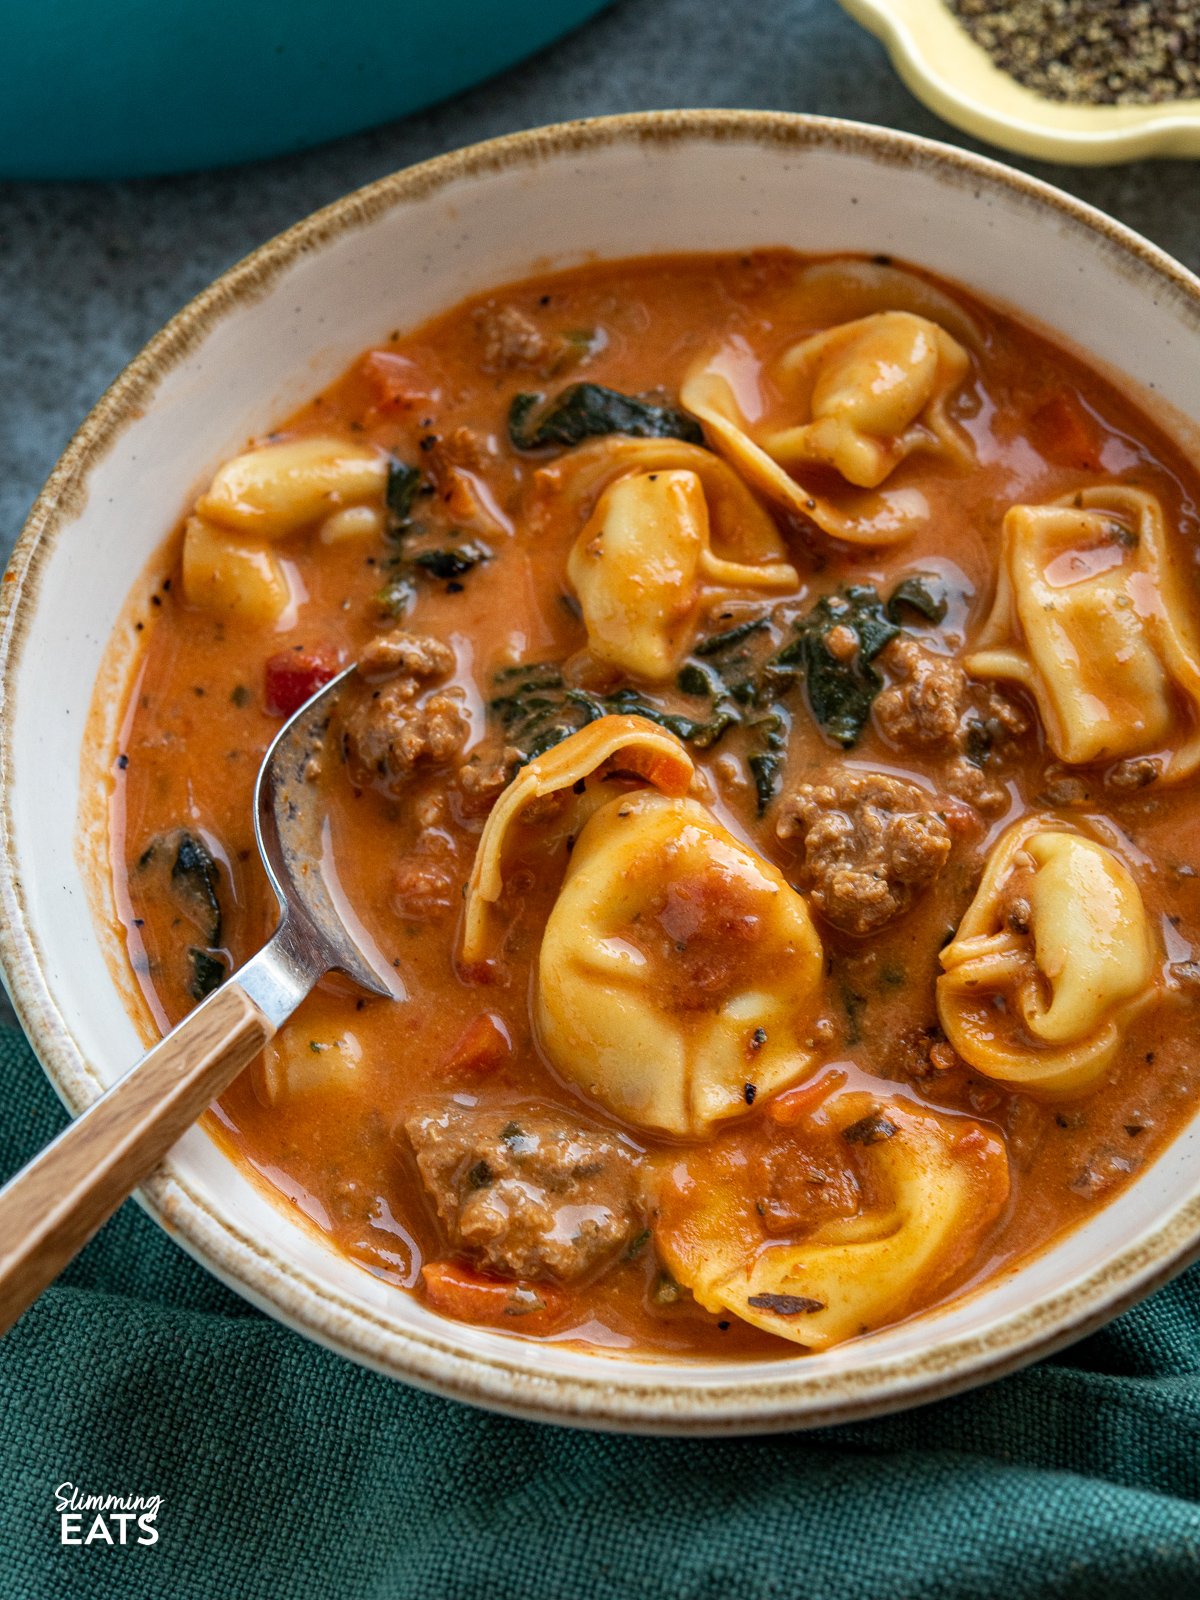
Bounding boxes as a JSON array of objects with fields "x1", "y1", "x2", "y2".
[{"x1": 109, "y1": 251, "x2": 1200, "y2": 1358}]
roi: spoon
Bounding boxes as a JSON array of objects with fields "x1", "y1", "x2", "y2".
[{"x1": 0, "y1": 664, "x2": 397, "y2": 1335}]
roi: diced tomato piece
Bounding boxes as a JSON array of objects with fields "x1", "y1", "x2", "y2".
[
  {"x1": 440, "y1": 1011, "x2": 512, "y2": 1076},
  {"x1": 421, "y1": 1260, "x2": 565, "y2": 1328},
  {"x1": 263, "y1": 649, "x2": 339, "y2": 718},
  {"x1": 360, "y1": 350, "x2": 434, "y2": 412},
  {"x1": 767, "y1": 1068, "x2": 848, "y2": 1127},
  {"x1": 1031, "y1": 391, "x2": 1104, "y2": 472}
]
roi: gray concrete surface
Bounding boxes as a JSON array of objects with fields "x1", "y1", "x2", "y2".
[{"x1": 2, "y1": 0, "x2": 1198, "y2": 564}]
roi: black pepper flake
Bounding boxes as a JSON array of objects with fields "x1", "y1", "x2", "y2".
[
  {"x1": 747, "y1": 1293, "x2": 824, "y2": 1316},
  {"x1": 150, "y1": 594, "x2": 162, "y2": 607},
  {"x1": 717, "y1": 1320, "x2": 731, "y2": 1331},
  {"x1": 116, "y1": 753, "x2": 129, "y2": 770},
  {"x1": 750, "y1": 1026, "x2": 767, "y2": 1053},
  {"x1": 843, "y1": 1111, "x2": 898, "y2": 1146},
  {"x1": 446, "y1": 581, "x2": 465, "y2": 594},
  {"x1": 743, "y1": 1082, "x2": 757, "y2": 1105},
  {"x1": 466, "y1": 1159, "x2": 493, "y2": 1189},
  {"x1": 419, "y1": 434, "x2": 439, "y2": 452}
]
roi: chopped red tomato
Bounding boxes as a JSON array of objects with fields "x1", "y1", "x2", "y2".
[
  {"x1": 360, "y1": 350, "x2": 435, "y2": 412},
  {"x1": 421, "y1": 1260, "x2": 565, "y2": 1328},
  {"x1": 440, "y1": 1011, "x2": 512, "y2": 1076},
  {"x1": 1030, "y1": 390, "x2": 1104, "y2": 472},
  {"x1": 263, "y1": 649, "x2": 339, "y2": 718}
]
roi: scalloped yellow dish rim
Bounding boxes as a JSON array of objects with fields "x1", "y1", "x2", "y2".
[{"x1": 839, "y1": 0, "x2": 1200, "y2": 164}]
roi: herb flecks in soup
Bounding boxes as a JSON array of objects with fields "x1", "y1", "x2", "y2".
[{"x1": 110, "y1": 253, "x2": 1200, "y2": 1358}]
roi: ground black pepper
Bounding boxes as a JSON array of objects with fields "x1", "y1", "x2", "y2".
[{"x1": 947, "y1": 0, "x2": 1200, "y2": 104}]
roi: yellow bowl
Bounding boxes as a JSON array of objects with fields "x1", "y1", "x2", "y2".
[{"x1": 839, "y1": 0, "x2": 1200, "y2": 164}]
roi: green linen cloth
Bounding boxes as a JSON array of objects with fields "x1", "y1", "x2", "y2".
[{"x1": 2, "y1": 1023, "x2": 1199, "y2": 1599}]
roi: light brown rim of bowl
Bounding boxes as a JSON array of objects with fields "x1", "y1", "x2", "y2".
[{"x1": 4, "y1": 109, "x2": 1200, "y2": 1435}]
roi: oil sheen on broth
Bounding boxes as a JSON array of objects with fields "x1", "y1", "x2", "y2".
[{"x1": 109, "y1": 252, "x2": 1200, "y2": 1358}]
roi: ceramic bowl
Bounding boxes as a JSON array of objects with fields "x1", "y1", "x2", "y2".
[
  {"x1": 5, "y1": 111, "x2": 1200, "y2": 1434},
  {"x1": 839, "y1": 0, "x2": 1200, "y2": 164}
]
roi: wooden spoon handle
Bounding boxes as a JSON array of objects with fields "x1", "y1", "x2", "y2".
[{"x1": 0, "y1": 979, "x2": 274, "y2": 1336}]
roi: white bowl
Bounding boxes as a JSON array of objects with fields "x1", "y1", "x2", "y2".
[
  {"x1": 5, "y1": 111, "x2": 1200, "y2": 1434},
  {"x1": 839, "y1": 0, "x2": 1200, "y2": 164}
]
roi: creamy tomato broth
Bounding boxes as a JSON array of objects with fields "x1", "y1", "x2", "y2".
[{"x1": 111, "y1": 252, "x2": 1200, "y2": 1358}]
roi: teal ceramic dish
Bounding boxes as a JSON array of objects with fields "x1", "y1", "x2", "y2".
[{"x1": 0, "y1": 0, "x2": 612, "y2": 179}]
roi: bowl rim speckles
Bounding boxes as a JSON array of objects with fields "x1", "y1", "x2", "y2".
[
  {"x1": 839, "y1": 0, "x2": 1200, "y2": 165},
  {"x1": 6, "y1": 110, "x2": 1200, "y2": 1434}
]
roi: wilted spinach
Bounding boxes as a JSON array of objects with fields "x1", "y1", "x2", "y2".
[
  {"x1": 490, "y1": 584, "x2": 908, "y2": 815},
  {"x1": 385, "y1": 460, "x2": 425, "y2": 538},
  {"x1": 886, "y1": 571, "x2": 949, "y2": 626},
  {"x1": 188, "y1": 948, "x2": 227, "y2": 1001},
  {"x1": 508, "y1": 383, "x2": 704, "y2": 451},
  {"x1": 411, "y1": 540, "x2": 492, "y2": 579},
  {"x1": 137, "y1": 830, "x2": 227, "y2": 1003},
  {"x1": 489, "y1": 664, "x2": 730, "y2": 764},
  {"x1": 788, "y1": 586, "x2": 900, "y2": 748},
  {"x1": 169, "y1": 832, "x2": 223, "y2": 947}
]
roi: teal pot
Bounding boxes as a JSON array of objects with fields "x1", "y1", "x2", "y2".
[{"x1": 0, "y1": 0, "x2": 612, "y2": 179}]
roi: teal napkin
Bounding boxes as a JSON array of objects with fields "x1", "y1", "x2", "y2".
[{"x1": 2, "y1": 1022, "x2": 1199, "y2": 1598}]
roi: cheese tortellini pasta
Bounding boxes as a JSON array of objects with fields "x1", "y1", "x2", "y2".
[
  {"x1": 652, "y1": 1092, "x2": 1008, "y2": 1348},
  {"x1": 181, "y1": 515, "x2": 297, "y2": 628},
  {"x1": 257, "y1": 994, "x2": 364, "y2": 1106},
  {"x1": 967, "y1": 486, "x2": 1200, "y2": 781},
  {"x1": 937, "y1": 816, "x2": 1158, "y2": 1094},
  {"x1": 537, "y1": 789, "x2": 825, "y2": 1136},
  {"x1": 544, "y1": 438, "x2": 797, "y2": 680},
  {"x1": 183, "y1": 436, "x2": 388, "y2": 624},
  {"x1": 680, "y1": 310, "x2": 972, "y2": 545},
  {"x1": 460, "y1": 714, "x2": 696, "y2": 966}
]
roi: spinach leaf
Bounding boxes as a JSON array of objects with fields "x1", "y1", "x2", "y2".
[
  {"x1": 375, "y1": 575, "x2": 417, "y2": 618},
  {"x1": 693, "y1": 617, "x2": 770, "y2": 657},
  {"x1": 792, "y1": 587, "x2": 899, "y2": 747},
  {"x1": 411, "y1": 540, "x2": 492, "y2": 580},
  {"x1": 489, "y1": 665, "x2": 732, "y2": 766},
  {"x1": 746, "y1": 712, "x2": 789, "y2": 816},
  {"x1": 886, "y1": 572, "x2": 949, "y2": 625},
  {"x1": 385, "y1": 460, "x2": 425, "y2": 539},
  {"x1": 172, "y1": 832, "x2": 222, "y2": 947},
  {"x1": 188, "y1": 948, "x2": 227, "y2": 1001},
  {"x1": 508, "y1": 383, "x2": 704, "y2": 451}
]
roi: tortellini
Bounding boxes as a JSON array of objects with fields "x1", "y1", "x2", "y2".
[
  {"x1": 536, "y1": 789, "x2": 825, "y2": 1136},
  {"x1": 547, "y1": 438, "x2": 797, "y2": 681},
  {"x1": 257, "y1": 1020, "x2": 363, "y2": 1106},
  {"x1": 460, "y1": 715, "x2": 696, "y2": 966},
  {"x1": 967, "y1": 486, "x2": 1200, "y2": 781},
  {"x1": 181, "y1": 516, "x2": 296, "y2": 628},
  {"x1": 652, "y1": 1093, "x2": 1008, "y2": 1348},
  {"x1": 937, "y1": 816, "x2": 1158, "y2": 1094},
  {"x1": 183, "y1": 435, "x2": 388, "y2": 624},
  {"x1": 680, "y1": 310, "x2": 972, "y2": 545},
  {"x1": 195, "y1": 436, "x2": 388, "y2": 539}
]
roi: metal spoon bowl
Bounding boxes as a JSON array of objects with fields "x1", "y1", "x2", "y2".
[{"x1": 0, "y1": 664, "x2": 394, "y2": 1334}]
